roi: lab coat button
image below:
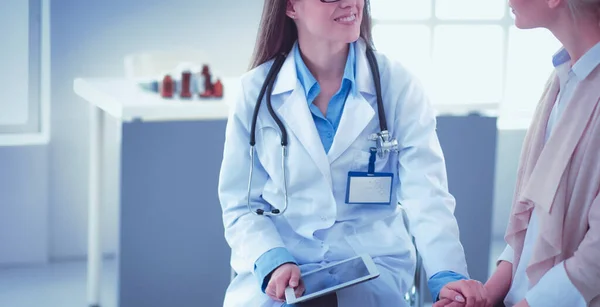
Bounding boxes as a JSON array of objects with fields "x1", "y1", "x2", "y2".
[{"x1": 321, "y1": 216, "x2": 327, "y2": 221}]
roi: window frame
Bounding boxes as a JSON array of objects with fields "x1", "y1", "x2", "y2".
[
  {"x1": 0, "y1": 0, "x2": 50, "y2": 146},
  {"x1": 371, "y1": 0, "x2": 514, "y2": 115}
]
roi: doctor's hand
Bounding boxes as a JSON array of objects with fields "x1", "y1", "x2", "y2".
[
  {"x1": 436, "y1": 280, "x2": 491, "y2": 307},
  {"x1": 265, "y1": 263, "x2": 305, "y2": 302},
  {"x1": 433, "y1": 298, "x2": 465, "y2": 307}
]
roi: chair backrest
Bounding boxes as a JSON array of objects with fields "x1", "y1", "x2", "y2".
[{"x1": 123, "y1": 49, "x2": 209, "y2": 80}]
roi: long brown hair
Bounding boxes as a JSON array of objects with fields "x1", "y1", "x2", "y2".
[{"x1": 249, "y1": 0, "x2": 374, "y2": 70}]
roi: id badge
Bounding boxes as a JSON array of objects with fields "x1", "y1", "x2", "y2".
[
  {"x1": 345, "y1": 147, "x2": 393, "y2": 205},
  {"x1": 345, "y1": 172, "x2": 394, "y2": 205}
]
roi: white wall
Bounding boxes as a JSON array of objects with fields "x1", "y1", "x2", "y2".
[{"x1": 49, "y1": 0, "x2": 263, "y2": 259}]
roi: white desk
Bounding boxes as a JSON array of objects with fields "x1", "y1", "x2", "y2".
[{"x1": 73, "y1": 78, "x2": 236, "y2": 307}]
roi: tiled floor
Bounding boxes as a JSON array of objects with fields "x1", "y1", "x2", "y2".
[{"x1": 0, "y1": 239, "x2": 506, "y2": 307}]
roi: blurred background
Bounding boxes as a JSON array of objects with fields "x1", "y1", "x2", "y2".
[{"x1": 0, "y1": 0, "x2": 561, "y2": 307}]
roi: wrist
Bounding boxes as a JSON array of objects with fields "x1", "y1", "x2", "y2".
[
  {"x1": 484, "y1": 282, "x2": 503, "y2": 305},
  {"x1": 485, "y1": 261, "x2": 513, "y2": 304}
]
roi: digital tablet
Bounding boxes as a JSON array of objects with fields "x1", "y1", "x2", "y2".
[{"x1": 284, "y1": 254, "x2": 380, "y2": 305}]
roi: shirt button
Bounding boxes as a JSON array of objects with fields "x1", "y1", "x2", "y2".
[{"x1": 327, "y1": 132, "x2": 333, "y2": 138}]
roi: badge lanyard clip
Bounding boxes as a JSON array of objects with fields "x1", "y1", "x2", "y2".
[{"x1": 368, "y1": 147, "x2": 377, "y2": 175}]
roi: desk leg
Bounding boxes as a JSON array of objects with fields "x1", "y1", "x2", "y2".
[{"x1": 87, "y1": 105, "x2": 104, "y2": 307}]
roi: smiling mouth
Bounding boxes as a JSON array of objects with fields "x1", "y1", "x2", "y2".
[{"x1": 334, "y1": 13, "x2": 357, "y2": 23}]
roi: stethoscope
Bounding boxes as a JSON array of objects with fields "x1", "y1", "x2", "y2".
[{"x1": 246, "y1": 46, "x2": 398, "y2": 216}]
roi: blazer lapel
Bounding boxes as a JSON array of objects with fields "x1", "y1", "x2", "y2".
[{"x1": 521, "y1": 70, "x2": 600, "y2": 213}]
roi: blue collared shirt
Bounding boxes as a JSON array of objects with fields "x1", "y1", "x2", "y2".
[
  {"x1": 294, "y1": 41, "x2": 356, "y2": 153},
  {"x1": 547, "y1": 42, "x2": 600, "y2": 141},
  {"x1": 253, "y1": 41, "x2": 467, "y2": 302}
]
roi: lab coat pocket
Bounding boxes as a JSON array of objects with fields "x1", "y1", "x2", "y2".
[{"x1": 345, "y1": 214, "x2": 413, "y2": 259}]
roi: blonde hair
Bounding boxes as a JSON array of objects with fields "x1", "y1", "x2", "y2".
[{"x1": 567, "y1": 0, "x2": 600, "y2": 17}]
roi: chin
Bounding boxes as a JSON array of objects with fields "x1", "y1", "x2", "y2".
[
  {"x1": 341, "y1": 31, "x2": 361, "y2": 43},
  {"x1": 514, "y1": 22, "x2": 532, "y2": 29},
  {"x1": 514, "y1": 17, "x2": 537, "y2": 30}
]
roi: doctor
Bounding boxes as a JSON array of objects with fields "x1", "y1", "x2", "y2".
[{"x1": 218, "y1": 0, "x2": 489, "y2": 306}]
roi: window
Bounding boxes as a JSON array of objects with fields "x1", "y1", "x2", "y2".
[
  {"x1": 0, "y1": 0, "x2": 50, "y2": 145},
  {"x1": 371, "y1": 0, "x2": 561, "y2": 129}
]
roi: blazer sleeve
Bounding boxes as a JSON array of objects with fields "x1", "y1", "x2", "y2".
[{"x1": 564, "y1": 193, "x2": 600, "y2": 303}]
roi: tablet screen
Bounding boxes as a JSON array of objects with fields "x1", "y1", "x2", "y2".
[{"x1": 299, "y1": 256, "x2": 371, "y2": 297}]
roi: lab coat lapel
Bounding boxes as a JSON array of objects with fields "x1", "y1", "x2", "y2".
[
  {"x1": 272, "y1": 52, "x2": 333, "y2": 186},
  {"x1": 354, "y1": 39, "x2": 377, "y2": 96},
  {"x1": 521, "y1": 71, "x2": 600, "y2": 213},
  {"x1": 327, "y1": 94, "x2": 375, "y2": 163},
  {"x1": 328, "y1": 39, "x2": 377, "y2": 163},
  {"x1": 277, "y1": 86, "x2": 333, "y2": 186}
]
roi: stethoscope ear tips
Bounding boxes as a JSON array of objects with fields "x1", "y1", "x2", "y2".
[{"x1": 256, "y1": 209, "x2": 265, "y2": 215}]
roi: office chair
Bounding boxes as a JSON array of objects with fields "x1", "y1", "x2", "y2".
[{"x1": 400, "y1": 204, "x2": 425, "y2": 307}]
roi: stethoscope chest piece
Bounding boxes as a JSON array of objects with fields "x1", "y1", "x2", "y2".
[{"x1": 369, "y1": 130, "x2": 399, "y2": 158}]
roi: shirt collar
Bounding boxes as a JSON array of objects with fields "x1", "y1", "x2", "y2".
[
  {"x1": 293, "y1": 41, "x2": 357, "y2": 100},
  {"x1": 552, "y1": 41, "x2": 600, "y2": 81}
]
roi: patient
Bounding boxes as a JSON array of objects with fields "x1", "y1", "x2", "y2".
[
  {"x1": 436, "y1": 0, "x2": 600, "y2": 307},
  {"x1": 436, "y1": 1, "x2": 600, "y2": 307}
]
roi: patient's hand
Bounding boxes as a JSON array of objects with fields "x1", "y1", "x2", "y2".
[
  {"x1": 265, "y1": 263, "x2": 305, "y2": 302},
  {"x1": 433, "y1": 298, "x2": 465, "y2": 307},
  {"x1": 484, "y1": 260, "x2": 513, "y2": 306},
  {"x1": 436, "y1": 279, "x2": 492, "y2": 307}
]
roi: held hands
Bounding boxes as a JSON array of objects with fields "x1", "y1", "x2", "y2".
[
  {"x1": 433, "y1": 279, "x2": 492, "y2": 307},
  {"x1": 514, "y1": 299, "x2": 530, "y2": 307},
  {"x1": 265, "y1": 263, "x2": 305, "y2": 302}
]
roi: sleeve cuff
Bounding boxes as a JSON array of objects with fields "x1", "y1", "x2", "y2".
[
  {"x1": 497, "y1": 244, "x2": 514, "y2": 265},
  {"x1": 254, "y1": 247, "x2": 297, "y2": 293},
  {"x1": 428, "y1": 270, "x2": 468, "y2": 301},
  {"x1": 525, "y1": 261, "x2": 586, "y2": 307}
]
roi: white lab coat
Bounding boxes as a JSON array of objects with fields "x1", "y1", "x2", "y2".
[{"x1": 218, "y1": 39, "x2": 469, "y2": 307}]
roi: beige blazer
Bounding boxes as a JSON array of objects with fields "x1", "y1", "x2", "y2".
[{"x1": 504, "y1": 65, "x2": 600, "y2": 306}]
